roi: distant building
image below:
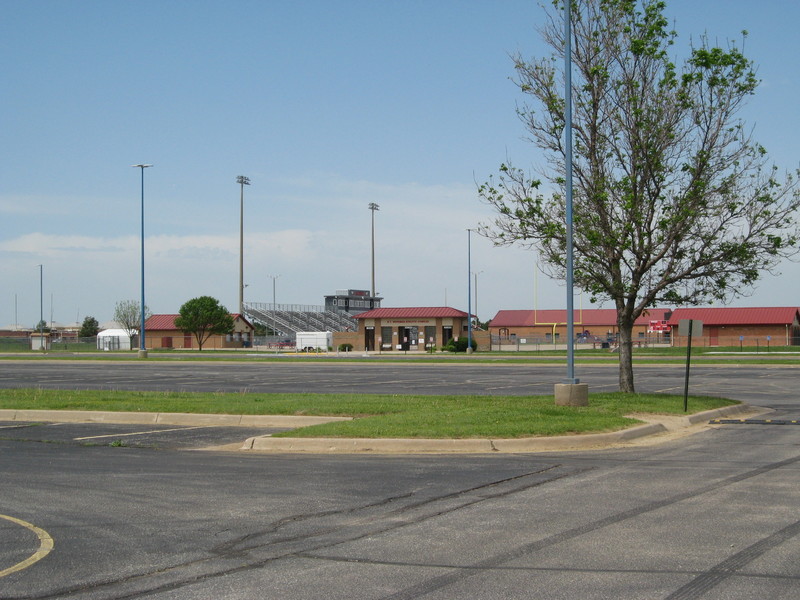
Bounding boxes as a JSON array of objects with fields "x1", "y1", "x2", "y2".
[
  {"x1": 488, "y1": 308, "x2": 673, "y2": 344},
  {"x1": 324, "y1": 289, "x2": 382, "y2": 316},
  {"x1": 667, "y1": 307, "x2": 799, "y2": 346},
  {"x1": 488, "y1": 306, "x2": 800, "y2": 347},
  {"x1": 143, "y1": 313, "x2": 255, "y2": 350},
  {"x1": 48, "y1": 322, "x2": 80, "y2": 341},
  {"x1": 335, "y1": 307, "x2": 473, "y2": 352},
  {"x1": 0, "y1": 325, "x2": 32, "y2": 338},
  {"x1": 96, "y1": 329, "x2": 132, "y2": 351}
]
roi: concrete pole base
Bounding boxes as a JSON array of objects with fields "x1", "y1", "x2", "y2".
[
  {"x1": 137, "y1": 349, "x2": 149, "y2": 359},
  {"x1": 554, "y1": 383, "x2": 589, "y2": 406}
]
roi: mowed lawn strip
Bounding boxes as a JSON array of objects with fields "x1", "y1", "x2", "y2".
[{"x1": 0, "y1": 389, "x2": 737, "y2": 439}]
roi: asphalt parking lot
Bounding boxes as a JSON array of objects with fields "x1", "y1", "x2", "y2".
[
  {"x1": 3, "y1": 360, "x2": 800, "y2": 599},
  {"x1": 1, "y1": 359, "x2": 797, "y2": 399},
  {"x1": 0, "y1": 421, "x2": 283, "y2": 450}
]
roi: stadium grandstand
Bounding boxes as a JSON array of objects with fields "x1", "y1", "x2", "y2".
[
  {"x1": 243, "y1": 302, "x2": 358, "y2": 338},
  {"x1": 243, "y1": 289, "x2": 381, "y2": 347}
]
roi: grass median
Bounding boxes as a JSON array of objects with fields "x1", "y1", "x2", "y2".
[{"x1": 0, "y1": 389, "x2": 737, "y2": 439}]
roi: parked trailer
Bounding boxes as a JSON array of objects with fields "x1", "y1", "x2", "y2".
[{"x1": 295, "y1": 331, "x2": 332, "y2": 352}]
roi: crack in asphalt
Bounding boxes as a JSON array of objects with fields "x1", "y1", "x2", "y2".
[
  {"x1": 374, "y1": 452, "x2": 800, "y2": 600},
  {"x1": 8, "y1": 465, "x2": 576, "y2": 599}
]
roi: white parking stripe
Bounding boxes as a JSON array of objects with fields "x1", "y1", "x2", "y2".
[{"x1": 73, "y1": 426, "x2": 213, "y2": 441}]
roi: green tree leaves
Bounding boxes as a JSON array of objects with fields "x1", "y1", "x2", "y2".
[
  {"x1": 79, "y1": 316, "x2": 99, "y2": 338},
  {"x1": 174, "y1": 296, "x2": 235, "y2": 351},
  {"x1": 478, "y1": 0, "x2": 800, "y2": 392}
]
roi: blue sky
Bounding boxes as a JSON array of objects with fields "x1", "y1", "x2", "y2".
[{"x1": 2, "y1": 0, "x2": 798, "y2": 328}]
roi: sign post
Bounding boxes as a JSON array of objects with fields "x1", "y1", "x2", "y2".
[{"x1": 679, "y1": 319, "x2": 703, "y2": 412}]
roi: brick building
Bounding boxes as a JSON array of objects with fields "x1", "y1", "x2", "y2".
[
  {"x1": 488, "y1": 308, "x2": 673, "y2": 345},
  {"x1": 488, "y1": 306, "x2": 800, "y2": 348},
  {"x1": 667, "y1": 307, "x2": 800, "y2": 347},
  {"x1": 143, "y1": 314, "x2": 255, "y2": 350},
  {"x1": 334, "y1": 307, "x2": 475, "y2": 352}
]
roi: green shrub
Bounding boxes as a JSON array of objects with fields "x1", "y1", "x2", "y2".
[
  {"x1": 444, "y1": 338, "x2": 477, "y2": 353},
  {"x1": 338, "y1": 343, "x2": 354, "y2": 352}
]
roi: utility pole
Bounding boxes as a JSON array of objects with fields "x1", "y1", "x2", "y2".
[
  {"x1": 132, "y1": 163, "x2": 152, "y2": 358},
  {"x1": 237, "y1": 175, "x2": 250, "y2": 314},
  {"x1": 268, "y1": 274, "x2": 280, "y2": 308},
  {"x1": 38, "y1": 265, "x2": 43, "y2": 351},
  {"x1": 554, "y1": 0, "x2": 589, "y2": 406},
  {"x1": 368, "y1": 203, "x2": 379, "y2": 298},
  {"x1": 467, "y1": 229, "x2": 473, "y2": 354}
]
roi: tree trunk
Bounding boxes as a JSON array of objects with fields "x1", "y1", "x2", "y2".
[{"x1": 617, "y1": 318, "x2": 635, "y2": 393}]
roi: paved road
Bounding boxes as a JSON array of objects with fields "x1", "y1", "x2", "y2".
[{"x1": 2, "y1": 360, "x2": 800, "y2": 599}]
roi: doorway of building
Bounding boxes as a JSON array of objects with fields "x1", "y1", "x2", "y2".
[
  {"x1": 442, "y1": 326, "x2": 453, "y2": 347},
  {"x1": 397, "y1": 326, "x2": 419, "y2": 350},
  {"x1": 397, "y1": 327, "x2": 410, "y2": 351},
  {"x1": 364, "y1": 327, "x2": 375, "y2": 351},
  {"x1": 424, "y1": 325, "x2": 436, "y2": 350}
]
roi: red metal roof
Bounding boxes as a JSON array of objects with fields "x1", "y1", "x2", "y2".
[
  {"x1": 354, "y1": 307, "x2": 469, "y2": 319},
  {"x1": 489, "y1": 308, "x2": 673, "y2": 327},
  {"x1": 145, "y1": 314, "x2": 179, "y2": 330},
  {"x1": 667, "y1": 307, "x2": 799, "y2": 326},
  {"x1": 144, "y1": 313, "x2": 250, "y2": 331}
]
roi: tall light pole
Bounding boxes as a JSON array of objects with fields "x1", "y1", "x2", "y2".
[
  {"x1": 237, "y1": 175, "x2": 250, "y2": 315},
  {"x1": 564, "y1": 0, "x2": 577, "y2": 384},
  {"x1": 268, "y1": 274, "x2": 280, "y2": 308},
  {"x1": 554, "y1": 0, "x2": 589, "y2": 406},
  {"x1": 472, "y1": 270, "x2": 483, "y2": 326},
  {"x1": 368, "y1": 203, "x2": 379, "y2": 298},
  {"x1": 132, "y1": 164, "x2": 152, "y2": 358},
  {"x1": 38, "y1": 264, "x2": 43, "y2": 351},
  {"x1": 467, "y1": 229, "x2": 473, "y2": 354}
]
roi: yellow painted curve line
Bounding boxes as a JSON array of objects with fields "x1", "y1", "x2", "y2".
[{"x1": 0, "y1": 514, "x2": 54, "y2": 578}]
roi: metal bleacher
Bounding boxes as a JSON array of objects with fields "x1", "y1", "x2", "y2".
[{"x1": 243, "y1": 302, "x2": 358, "y2": 337}]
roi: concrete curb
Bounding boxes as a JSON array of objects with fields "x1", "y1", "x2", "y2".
[
  {"x1": 242, "y1": 404, "x2": 767, "y2": 455},
  {"x1": 0, "y1": 409, "x2": 351, "y2": 428},
  {"x1": 241, "y1": 423, "x2": 669, "y2": 454},
  {"x1": 242, "y1": 422, "x2": 670, "y2": 454},
  {"x1": 0, "y1": 404, "x2": 767, "y2": 455},
  {"x1": 684, "y1": 403, "x2": 763, "y2": 425}
]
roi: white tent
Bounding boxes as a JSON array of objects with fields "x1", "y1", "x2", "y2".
[{"x1": 97, "y1": 328, "x2": 132, "y2": 351}]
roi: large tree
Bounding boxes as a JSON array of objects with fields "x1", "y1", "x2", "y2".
[
  {"x1": 174, "y1": 296, "x2": 235, "y2": 351},
  {"x1": 478, "y1": 0, "x2": 800, "y2": 392},
  {"x1": 78, "y1": 316, "x2": 99, "y2": 338},
  {"x1": 113, "y1": 300, "x2": 151, "y2": 347}
]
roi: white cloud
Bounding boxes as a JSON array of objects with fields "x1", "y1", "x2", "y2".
[
  {"x1": 0, "y1": 232, "x2": 132, "y2": 256},
  {"x1": 2, "y1": 174, "x2": 798, "y2": 330}
]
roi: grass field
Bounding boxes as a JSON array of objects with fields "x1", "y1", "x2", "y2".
[{"x1": 0, "y1": 389, "x2": 737, "y2": 439}]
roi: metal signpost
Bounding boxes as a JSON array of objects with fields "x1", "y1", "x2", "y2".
[{"x1": 679, "y1": 319, "x2": 703, "y2": 412}]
